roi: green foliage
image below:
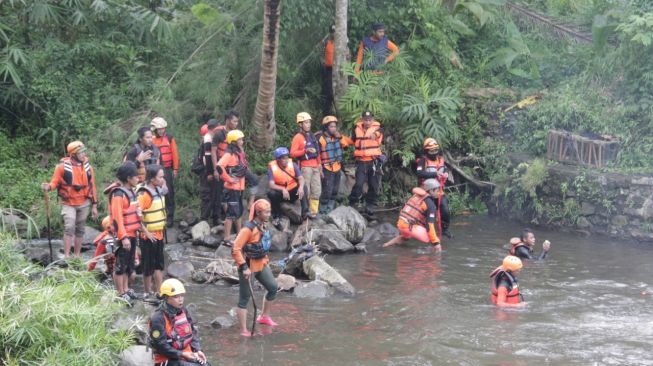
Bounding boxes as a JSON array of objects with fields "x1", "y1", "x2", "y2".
[{"x1": 0, "y1": 233, "x2": 133, "y2": 364}]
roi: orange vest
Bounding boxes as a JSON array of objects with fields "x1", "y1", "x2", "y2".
[
  {"x1": 399, "y1": 188, "x2": 428, "y2": 226},
  {"x1": 219, "y1": 148, "x2": 247, "y2": 191},
  {"x1": 417, "y1": 156, "x2": 445, "y2": 183},
  {"x1": 509, "y1": 241, "x2": 531, "y2": 256},
  {"x1": 153, "y1": 134, "x2": 174, "y2": 169},
  {"x1": 317, "y1": 132, "x2": 344, "y2": 172},
  {"x1": 489, "y1": 268, "x2": 521, "y2": 305},
  {"x1": 109, "y1": 186, "x2": 141, "y2": 237},
  {"x1": 269, "y1": 159, "x2": 299, "y2": 191},
  {"x1": 153, "y1": 310, "x2": 194, "y2": 363},
  {"x1": 324, "y1": 39, "x2": 334, "y2": 67},
  {"x1": 353, "y1": 121, "x2": 382, "y2": 160},
  {"x1": 57, "y1": 157, "x2": 94, "y2": 204}
]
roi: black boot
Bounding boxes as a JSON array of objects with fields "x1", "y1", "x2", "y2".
[{"x1": 442, "y1": 224, "x2": 453, "y2": 239}]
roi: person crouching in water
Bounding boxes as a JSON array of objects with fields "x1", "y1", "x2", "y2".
[
  {"x1": 232, "y1": 199, "x2": 278, "y2": 337},
  {"x1": 382, "y1": 179, "x2": 442, "y2": 251},
  {"x1": 137, "y1": 164, "x2": 168, "y2": 301},
  {"x1": 87, "y1": 215, "x2": 117, "y2": 281},
  {"x1": 150, "y1": 279, "x2": 210, "y2": 366},
  {"x1": 490, "y1": 255, "x2": 526, "y2": 308}
]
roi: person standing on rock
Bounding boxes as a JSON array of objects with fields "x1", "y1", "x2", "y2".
[
  {"x1": 137, "y1": 164, "x2": 168, "y2": 301},
  {"x1": 125, "y1": 126, "x2": 161, "y2": 183},
  {"x1": 150, "y1": 117, "x2": 179, "y2": 227},
  {"x1": 349, "y1": 110, "x2": 384, "y2": 218},
  {"x1": 267, "y1": 147, "x2": 308, "y2": 229},
  {"x1": 199, "y1": 119, "x2": 222, "y2": 225},
  {"x1": 290, "y1": 112, "x2": 322, "y2": 218},
  {"x1": 509, "y1": 228, "x2": 551, "y2": 260},
  {"x1": 490, "y1": 256, "x2": 526, "y2": 308},
  {"x1": 210, "y1": 110, "x2": 240, "y2": 225},
  {"x1": 150, "y1": 279, "x2": 210, "y2": 365},
  {"x1": 232, "y1": 199, "x2": 278, "y2": 337},
  {"x1": 41, "y1": 140, "x2": 98, "y2": 258},
  {"x1": 415, "y1": 138, "x2": 452, "y2": 238},
  {"x1": 316, "y1": 115, "x2": 353, "y2": 215},
  {"x1": 217, "y1": 130, "x2": 257, "y2": 246},
  {"x1": 382, "y1": 179, "x2": 442, "y2": 251},
  {"x1": 106, "y1": 161, "x2": 142, "y2": 301}
]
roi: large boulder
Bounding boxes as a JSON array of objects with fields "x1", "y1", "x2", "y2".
[
  {"x1": 362, "y1": 227, "x2": 381, "y2": 243},
  {"x1": 281, "y1": 201, "x2": 304, "y2": 224},
  {"x1": 82, "y1": 225, "x2": 101, "y2": 244},
  {"x1": 325, "y1": 206, "x2": 366, "y2": 244},
  {"x1": 192, "y1": 235, "x2": 221, "y2": 249},
  {"x1": 182, "y1": 209, "x2": 199, "y2": 226},
  {"x1": 303, "y1": 256, "x2": 355, "y2": 296},
  {"x1": 119, "y1": 345, "x2": 152, "y2": 366},
  {"x1": 313, "y1": 224, "x2": 355, "y2": 254},
  {"x1": 290, "y1": 222, "x2": 312, "y2": 248},
  {"x1": 269, "y1": 227, "x2": 289, "y2": 252},
  {"x1": 166, "y1": 261, "x2": 194, "y2": 281},
  {"x1": 374, "y1": 222, "x2": 400, "y2": 237},
  {"x1": 210, "y1": 225, "x2": 224, "y2": 236},
  {"x1": 112, "y1": 302, "x2": 151, "y2": 345},
  {"x1": 215, "y1": 244, "x2": 233, "y2": 259},
  {"x1": 164, "y1": 244, "x2": 186, "y2": 261},
  {"x1": 191, "y1": 221, "x2": 211, "y2": 240},
  {"x1": 294, "y1": 280, "x2": 332, "y2": 299},
  {"x1": 276, "y1": 273, "x2": 297, "y2": 291}
]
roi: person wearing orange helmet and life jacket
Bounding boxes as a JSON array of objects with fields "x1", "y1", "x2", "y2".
[
  {"x1": 349, "y1": 110, "x2": 385, "y2": 217},
  {"x1": 150, "y1": 117, "x2": 179, "y2": 227},
  {"x1": 149, "y1": 279, "x2": 210, "y2": 366},
  {"x1": 490, "y1": 255, "x2": 527, "y2": 308},
  {"x1": 41, "y1": 141, "x2": 99, "y2": 258},
  {"x1": 315, "y1": 115, "x2": 353, "y2": 214},
  {"x1": 290, "y1": 112, "x2": 322, "y2": 218},
  {"x1": 267, "y1": 147, "x2": 309, "y2": 228},
  {"x1": 217, "y1": 130, "x2": 258, "y2": 246},
  {"x1": 106, "y1": 161, "x2": 142, "y2": 302},
  {"x1": 355, "y1": 22, "x2": 400, "y2": 74},
  {"x1": 415, "y1": 137, "x2": 452, "y2": 238},
  {"x1": 209, "y1": 111, "x2": 240, "y2": 224},
  {"x1": 509, "y1": 228, "x2": 551, "y2": 260},
  {"x1": 382, "y1": 179, "x2": 443, "y2": 251},
  {"x1": 137, "y1": 164, "x2": 169, "y2": 301},
  {"x1": 125, "y1": 126, "x2": 161, "y2": 182},
  {"x1": 87, "y1": 215, "x2": 117, "y2": 278},
  {"x1": 232, "y1": 199, "x2": 279, "y2": 337}
]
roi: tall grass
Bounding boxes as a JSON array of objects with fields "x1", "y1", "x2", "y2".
[{"x1": 0, "y1": 233, "x2": 134, "y2": 365}]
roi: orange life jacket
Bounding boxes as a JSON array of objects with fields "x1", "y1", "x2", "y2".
[
  {"x1": 489, "y1": 268, "x2": 521, "y2": 305},
  {"x1": 153, "y1": 309, "x2": 194, "y2": 363},
  {"x1": 153, "y1": 134, "x2": 174, "y2": 169},
  {"x1": 317, "y1": 132, "x2": 344, "y2": 168},
  {"x1": 353, "y1": 121, "x2": 382, "y2": 160},
  {"x1": 108, "y1": 186, "x2": 141, "y2": 236},
  {"x1": 509, "y1": 241, "x2": 531, "y2": 256},
  {"x1": 213, "y1": 126, "x2": 228, "y2": 159},
  {"x1": 417, "y1": 156, "x2": 446, "y2": 184},
  {"x1": 219, "y1": 146, "x2": 247, "y2": 191},
  {"x1": 57, "y1": 157, "x2": 93, "y2": 203},
  {"x1": 269, "y1": 159, "x2": 299, "y2": 191},
  {"x1": 399, "y1": 188, "x2": 428, "y2": 226}
]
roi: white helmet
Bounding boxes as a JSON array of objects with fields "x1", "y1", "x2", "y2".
[{"x1": 150, "y1": 117, "x2": 168, "y2": 129}]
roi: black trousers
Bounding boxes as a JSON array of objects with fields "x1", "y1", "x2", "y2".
[
  {"x1": 439, "y1": 195, "x2": 450, "y2": 229},
  {"x1": 348, "y1": 160, "x2": 381, "y2": 207},
  {"x1": 319, "y1": 169, "x2": 341, "y2": 205},
  {"x1": 163, "y1": 168, "x2": 175, "y2": 222},
  {"x1": 267, "y1": 186, "x2": 308, "y2": 218},
  {"x1": 199, "y1": 174, "x2": 222, "y2": 222},
  {"x1": 322, "y1": 66, "x2": 334, "y2": 116}
]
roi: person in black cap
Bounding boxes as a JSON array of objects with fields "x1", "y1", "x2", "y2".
[
  {"x1": 349, "y1": 110, "x2": 384, "y2": 217},
  {"x1": 355, "y1": 22, "x2": 399, "y2": 73}
]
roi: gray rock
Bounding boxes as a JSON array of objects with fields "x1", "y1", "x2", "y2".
[
  {"x1": 179, "y1": 220, "x2": 189, "y2": 230},
  {"x1": 210, "y1": 225, "x2": 225, "y2": 236},
  {"x1": 205, "y1": 258, "x2": 238, "y2": 279},
  {"x1": 215, "y1": 245, "x2": 233, "y2": 259},
  {"x1": 211, "y1": 315, "x2": 236, "y2": 329},
  {"x1": 193, "y1": 235, "x2": 221, "y2": 249},
  {"x1": 166, "y1": 261, "x2": 195, "y2": 281},
  {"x1": 354, "y1": 243, "x2": 367, "y2": 253},
  {"x1": 362, "y1": 228, "x2": 381, "y2": 243},
  {"x1": 294, "y1": 280, "x2": 332, "y2": 298},
  {"x1": 276, "y1": 273, "x2": 297, "y2": 291},
  {"x1": 281, "y1": 201, "x2": 304, "y2": 224},
  {"x1": 325, "y1": 206, "x2": 366, "y2": 244},
  {"x1": 641, "y1": 197, "x2": 653, "y2": 219},
  {"x1": 191, "y1": 221, "x2": 211, "y2": 240},
  {"x1": 576, "y1": 217, "x2": 592, "y2": 229},
  {"x1": 580, "y1": 202, "x2": 596, "y2": 216},
  {"x1": 191, "y1": 270, "x2": 209, "y2": 283},
  {"x1": 276, "y1": 216, "x2": 291, "y2": 232},
  {"x1": 270, "y1": 227, "x2": 289, "y2": 252},
  {"x1": 113, "y1": 302, "x2": 151, "y2": 345},
  {"x1": 611, "y1": 215, "x2": 629, "y2": 227},
  {"x1": 339, "y1": 165, "x2": 356, "y2": 198},
  {"x1": 302, "y1": 256, "x2": 355, "y2": 296},
  {"x1": 177, "y1": 233, "x2": 191, "y2": 242},
  {"x1": 119, "y1": 345, "x2": 152, "y2": 366},
  {"x1": 182, "y1": 209, "x2": 199, "y2": 226},
  {"x1": 313, "y1": 224, "x2": 355, "y2": 254},
  {"x1": 290, "y1": 222, "x2": 312, "y2": 248},
  {"x1": 375, "y1": 222, "x2": 400, "y2": 237},
  {"x1": 165, "y1": 244, "x2": 186, "y2": 261},
  {"x1": 82, "y1": 225, "x2": 101, "y2": 245}
]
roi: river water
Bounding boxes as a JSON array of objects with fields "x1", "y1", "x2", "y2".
[{"x1": 182, "y1": 215, "x2": 653, "y2": 366}]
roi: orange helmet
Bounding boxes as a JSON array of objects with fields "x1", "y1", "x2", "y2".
[
  {"x1": 423, "y1": 138, "x2": 439, "y2": 151},
  {"x1": 101, "y1": 216, "x2": 112, "y2": 231},
  {"x1": 67, "y1": 141, "x2": 86, "y2": 155},
  {"x1": 322, "y1": 115, "x2": 338, "y2": 125},
  {"x1": 249, "y1": 198, "x2": 272, "y2": 221},
  {"x1": 502, "y1": 255, "x2": 523, "y2": 272}
]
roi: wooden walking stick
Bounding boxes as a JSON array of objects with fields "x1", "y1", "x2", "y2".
[{"x1": 247, "y1": 275, "x2": 258, "y2": 337}]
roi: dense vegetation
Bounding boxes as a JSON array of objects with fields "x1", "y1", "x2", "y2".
[{"x1": 2, "y1": 0, "x2": 653, "y2": 234}]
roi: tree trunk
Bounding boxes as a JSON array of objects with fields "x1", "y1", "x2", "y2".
[
  {"x1": 251, "y1": 0, "x2": 281, "y2": 150},
  {"x1": 332, "y1": 0, "x2": 349, "y2": 103}
]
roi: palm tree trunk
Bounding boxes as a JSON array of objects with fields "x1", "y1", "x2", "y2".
[
  {"x1": 333, "y1": 0, "x2": 349, "y2": 102},
  {"x1": 251, "y1": 0, "x2": 282, "y2": 150}
]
